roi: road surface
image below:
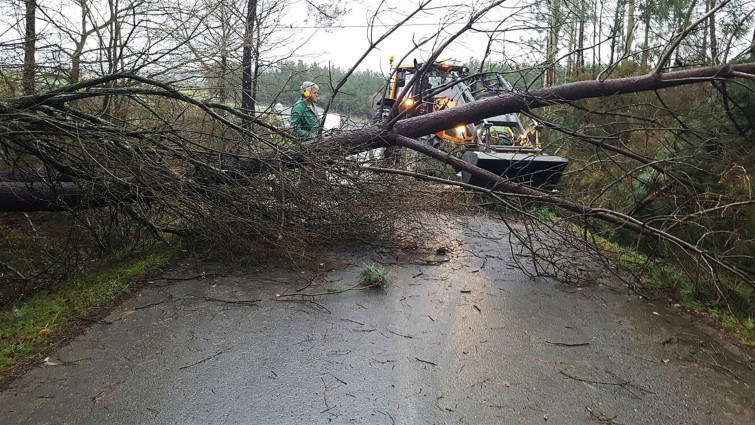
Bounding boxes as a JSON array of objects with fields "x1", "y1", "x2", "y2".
[{"x1": 1, "y1": 217, "x2": 753, "y2": 424}]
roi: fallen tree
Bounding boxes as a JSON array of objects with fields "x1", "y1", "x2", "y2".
[
  {"x1": 0, "y1": 182, "x2": 91, "y2": 212},
  {"x1": 5, "y1": 62, "x2": 754, "y2": 190},
  {"x1": 1, "y1": 62, "x2": 754, "y2": 289}
]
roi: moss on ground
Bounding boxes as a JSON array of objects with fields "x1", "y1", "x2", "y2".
[{"x1": 0, "y1": 244, "x2": 176, "y2": 379}]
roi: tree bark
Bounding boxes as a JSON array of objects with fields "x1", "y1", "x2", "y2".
[
  {"x1": 609, "y1": 0, "x2": 622, "y2": 64},
  {"x1": 595, "y1": 0, "x2": 602, "y2": 67},
  {"x1": 70, "y1": 0, "x2": 89, "y2": 84},
  {"x1": 23, "y1": 0, "x2": 36, "y2": 95},
  {"x1": 577, "y1": 0, "x2": 585, "y2": 72},
  {"x1": 241, "y1": 0, "x2": 258, "y2": 119},
  {"x1": 708, "y1": 0, "x2": 718, "y2": 64},
  {"x1": 673, "y1": 0, "x2": 698, "y2": 67},
  {"x1": 546, "y1": 0, "x2": 560, "y2": 86},
  {"x1": 566, "y1": 9, "x2": 575, "y2": 77},
  {"x1": 0, "y1": 182, "x2": 93, "y2": 212},
  {"x1": 624, "y1": 0, "x2": 636, "y2": 62},
  {"x1": 641, "y1": 2, "x2": 651, "y2": 68}
]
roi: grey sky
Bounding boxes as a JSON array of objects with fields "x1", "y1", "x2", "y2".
[{"x1": 284, "y1": 0, "x2": 524, "y2": 71}]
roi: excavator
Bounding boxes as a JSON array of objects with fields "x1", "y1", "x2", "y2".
[{"x1": 374, "y1": 58, "x2": 568, "y2": 188}]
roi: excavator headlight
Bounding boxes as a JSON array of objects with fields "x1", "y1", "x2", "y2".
[
  {"x1": 455, "y1": 125, "x2": 466, "y2": 138},
  {"x1": 403, "y1": 98, "x2": 415, "y2": 108}
]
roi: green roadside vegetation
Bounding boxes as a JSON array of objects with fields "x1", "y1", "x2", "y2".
[
  {"x1": 609, "y1": 240, "x2": 754, "y2": 346},
  {"x1": 530, "y1": 206, "x2": 755, "y2": 347},
  {"x1": 0, "y1": 243, "x2": 176, "y2": 381},
  {"x1": 358, "y1": 263, "x2": 388, "y2": 288},
  {"x1": 601, "y1": 236, "x2": 755, "y2": 346}
]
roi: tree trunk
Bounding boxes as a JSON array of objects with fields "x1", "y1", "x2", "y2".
[
  {"x1": 241, "y1": 0, "x2": 258, "y2": 119},
  {"x1": 594, "y1": 0, "x2": 602, "y2": 68},
  {"x1": 546, "y1": 0, "x2": 560, "y2": 86},
  {"x1": 252, "y1": 15, "x2": 262, "y2": 116},
  {"x1": 23, "y1": 0, "x2": 36, "y2": 95},
  {"x1": 218, "y1": 54, "x2": 227, "y2": 104},
  {"x1": 641, "y1": 2, "x2": 651, "y2": 68},
  {"x1": 566, "y1": 10, "x2": 575, "y2": 77},
  {"x1": 673, "y1": 0, "x2": 698, "y2": 67},
  {"x1": 70, "y1": 0, "x2": 88, "y2": 84},
  {"x1": 624, "y1": 0, "x2": 636, "y2": 62},
  {"x1": 708, "y1": 0, "x2": 718, "y2": 64},
  {"x1": 592, "y1": 0, "x2": 603, "y2": 68},
  {"x1": 217, "y1": 1, "x2": 230, "y2": 104},
  {"x1": 71, "y1": 53, "x2": 82, "y2": 84},
  {"x1": 101, "y1": 0, "x2": 120, "y2": 115},
  {"x1": 3, "y1": 63, "x2": 755, "y2": 213},
  {"x1": 610, "y1": 1, "x2": 623, "y2": 64},
  {"x1": 0, "y1": 182, "x2": 94, "y2": 212},
  {"x1": 577, "y1": 0, "x2": 585, "y2": 72}
]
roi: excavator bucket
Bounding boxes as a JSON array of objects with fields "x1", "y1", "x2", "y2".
[{"x1": 461, "y1": 148, "x2": 569, "y2": 189}]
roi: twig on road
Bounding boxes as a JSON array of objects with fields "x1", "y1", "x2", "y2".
[
  {"x1": 133, "y1": 296, "x2": 173, "y2": 310},
  {"x1": 559, "y1": 370, "x2": 626, "y2": 386},
  {"x1": 179, "y1": 350, "x2": 226, "y2": 370},
  {"x1": 416, "y1": 358, "x2": 438, "y2": 366},
  {"x1": 319, "y1": 377, "x2": 338, "y2": 416},
  {"x1": 559, "y1": 369, "x2": 646, "y2": 399},
  {"x1": 192, "y1": 296, "x2": 261, "y2": 305},
  {"x1": 165, "y1": 273, "x2": 224, "y2": 281},
  {"x1": 585, "y1": 406, "x2": 620, "y2": 424},
  {"x1": 386, "y1": 329, "x2": 415, "y2": 339},
  {"x1": 415, "y1": 258, "x2": 450, "y2": 265},
  {"x1": 546, "y1": 340, "x2": 590, "y2": 347},
  {"x1": 375, "y1": 410, "x2": 396, "y2": 424},
  {"x1": 275, "y1": 298, "x2": 332, "y2": 314},
  {"x1": 276, "y1": 282, "x2": 381, "y2": 299}
]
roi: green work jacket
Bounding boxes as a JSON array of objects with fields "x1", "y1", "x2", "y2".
[{"x1": 290, "y1": 99, "x2": 319, "y2": 139}]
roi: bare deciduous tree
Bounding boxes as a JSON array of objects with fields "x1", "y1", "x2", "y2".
[{"x1": 22, "y1": 0, "x2": 35, "y2": 94}]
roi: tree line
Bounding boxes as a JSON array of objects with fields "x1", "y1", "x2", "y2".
[{"x1": 3, "y1": 1, "x2": 752, "y2": 107}]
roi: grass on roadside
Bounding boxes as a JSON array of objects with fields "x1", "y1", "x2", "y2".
[
  {"x1": 529, "y1": 207, "x2": 755, "y2": 347},
  {"x1": 0, "y1": 243, "x2": 176, "y2": 380},
  {"x1": 597, "y1": 233, "x2": 755, "y2": 347}
]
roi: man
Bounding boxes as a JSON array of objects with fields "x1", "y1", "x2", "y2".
[{"x1": 290, "y1": 81, "x2": 320, "y2": 139}]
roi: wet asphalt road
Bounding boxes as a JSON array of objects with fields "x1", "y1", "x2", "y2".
[{"x1": 1, "y1": 217, "x2": 753, "y2": 424}]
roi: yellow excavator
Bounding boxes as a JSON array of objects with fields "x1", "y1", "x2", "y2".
[{"x1": 374, "y1": 58, "x2": 568, "y2": 188}]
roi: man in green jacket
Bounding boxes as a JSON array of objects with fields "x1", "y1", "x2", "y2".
[{"x1": 290, "y1": 81, "x2": 320, "y2": 139}]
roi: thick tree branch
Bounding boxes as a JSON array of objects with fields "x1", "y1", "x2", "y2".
[{"x1": 387, "y1": 133, "x2": 754, "y2": 288}]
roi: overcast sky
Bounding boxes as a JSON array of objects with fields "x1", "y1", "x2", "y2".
[
  {"x1": 0, "y1": 0, "x2": 532, "y2": 75},
  {"x1": 283, "y1": 0, "x2": 528, "y2": 72}
]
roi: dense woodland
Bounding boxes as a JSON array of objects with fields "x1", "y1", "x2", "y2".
[{"x1": 0, "y1": 0, "x2": 754, "y2": 334}]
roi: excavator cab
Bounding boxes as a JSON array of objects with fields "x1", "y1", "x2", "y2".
[
  {"x1": 375, "y1": 59, "x2": 477, "y2": 144},
  {"x1": 375, "y1": 58, "x2": 568, "y2": 188}
]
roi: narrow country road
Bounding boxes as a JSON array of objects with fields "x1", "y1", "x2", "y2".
[{"x1": 1, "y1": 217, "x2": 753, "y2": 424}]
